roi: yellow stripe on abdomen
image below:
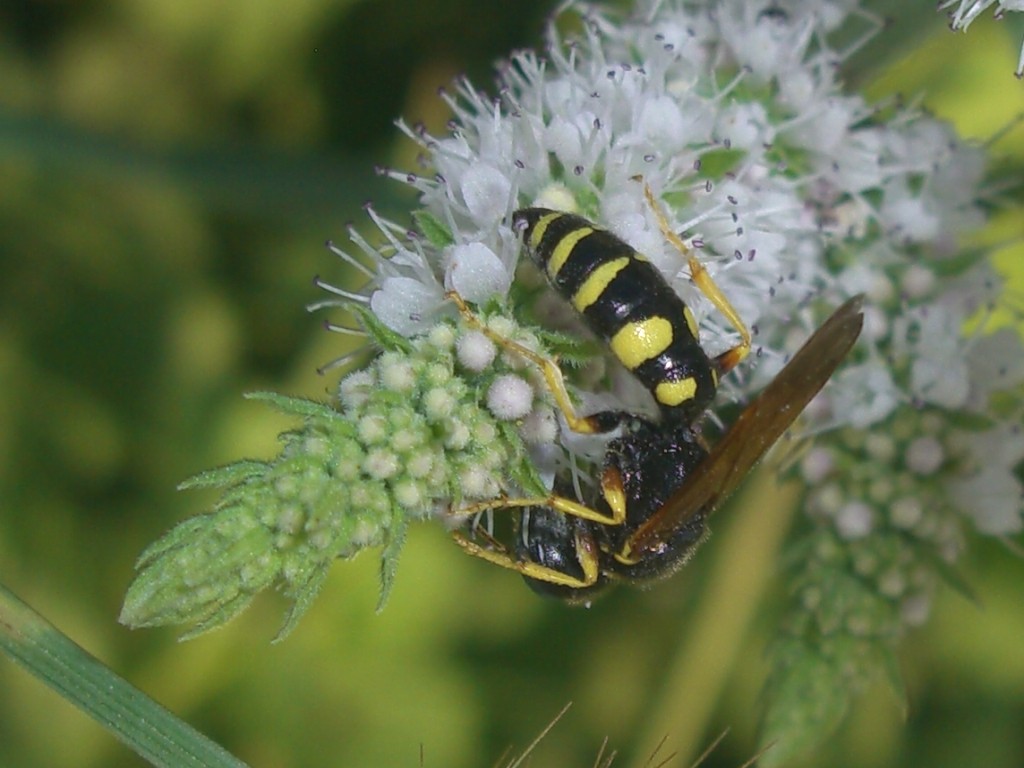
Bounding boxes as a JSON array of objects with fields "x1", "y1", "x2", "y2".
[
  {"x1": 609, "y1": 317, "x2": 674, "y2": 370},
  {"x1": 655, "y1": 377, "x2": 697, "y2": 407},
  {"x1": 527, "y1": 212, "x2": 559, "y2": 251},
  {"x1": 546, "y1": 226, "x2": 594, "y2": 280},
  {"x1": 571, "y1": 257, "x2": 630, "y2": 312}
]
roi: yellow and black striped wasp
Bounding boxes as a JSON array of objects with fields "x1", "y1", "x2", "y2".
[{"x1": 448, "y1": 193, "x2": 863, "y2": 603}]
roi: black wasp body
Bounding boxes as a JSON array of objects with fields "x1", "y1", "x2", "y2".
[
  {"x1": 515, "y1": 417, "x2": 710, "y2": 603},
  {"x1": 508, "y1": 207, "x2": 741, "y2": 600},
  {"x1": 451, "y1": 204, "x2": 863, "y2": 602},
  {"x1": 515, "y1": 208, "x2": 722, "y2": 423}
]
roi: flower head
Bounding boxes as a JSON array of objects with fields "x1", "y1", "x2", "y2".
[{"x1": 330, "y1": 0, "x2": 1017, "y2": 538}]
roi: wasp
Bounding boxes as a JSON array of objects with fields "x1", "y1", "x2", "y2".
[{"x1": 448, "y1": 194, "x2": 863, "y2": 602}]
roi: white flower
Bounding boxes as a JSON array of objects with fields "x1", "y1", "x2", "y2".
[
  {"x1": 951, "y1": 465, "x2": 1024, "y2": 535},
  {"x1": 828, "y1": 363, "x2": 901, "y2": 429},
  {"x1": 486, "y1": 374, "x2": 535, "y2": 421},
  {"x1": 444, "y1": 242, "x2": 512, "y2": 303},
  {"x1": 964, "y1": 328, "x2": 1024, "y2": 409},
  {"x1": 949, "y1": 422, "x2": 1024, "y2": 534},
  {"x1": 835, "y1": 501, "x2": 874, "y2": 540},
  {"x1": 370, "y1": 276, "x2": 444, "y2": 336}
]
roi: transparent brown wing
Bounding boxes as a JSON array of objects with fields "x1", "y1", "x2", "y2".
[{"x1": 626, "y1": 295, "x2": 865, "y2": 557}]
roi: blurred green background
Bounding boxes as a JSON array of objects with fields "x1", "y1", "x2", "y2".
[{"x1": 1, "y1": 1, "x2": 1022, "y2": 766}]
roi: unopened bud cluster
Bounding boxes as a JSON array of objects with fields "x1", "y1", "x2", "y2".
[
  {"x1": 121, "y1": 307, "x2": 560, "y2": 639},
  {"x1": 795, "y1": 411, "x2": 964, "y2": 642}
]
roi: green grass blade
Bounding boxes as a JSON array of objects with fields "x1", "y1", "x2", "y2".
[{"x1": 0, "y1": 582, "x2": 250, "y2": 768}]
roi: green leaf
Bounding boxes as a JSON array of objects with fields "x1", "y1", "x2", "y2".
[
  {"x1": 413, "y1": 209, "x2": 455, "y2": 248},
  {"x1": 244, "y1": 390, "x2": 341, "y2": 420},
  {"x1": 874, "y1": 642, "x2": 909, "y2": 719},
  {"x1": 913, "y1": 542, "x2": 979, "y2": 605},
  {"x1": 693, "y1": 147, "x2": 745, "y2": 180},
  {"x1": 943, "y1": 408, "x2": 996, "y2": 432},
  {"x1": 533, "y1": 327, "x2": 598, "y2": 367},
  {"x1": 131, "y1": 515, "x2": 216, "y2": 567},
  {"x1": 497, "y1": 421, "x2": 548, "y2": 496},
  {"x1": 275, "y1": 567, "x2": 333, "y2": 643},
  {"x1": 1, "y1": 583, "x2": 249, "y2": 768},
  {"x1": 177, "y1": 592, "x2": 261, "y2": 643},
  {"x1": 759, "y1": 639, "x2": 850, "y2": 768},
  {"x1": 376, "y1": 517, "x2": 408, "y2": 612},
  {"x1": 352, "y1": 303, "x2": 413, "y2": 353},
  {"x1": 177, "y1": 460, "x2": 268, "y2": 491}
]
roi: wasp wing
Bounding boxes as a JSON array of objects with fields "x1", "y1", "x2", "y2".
[{"x1": 627, "y1": 295, "x2": 865, "y2": 557}]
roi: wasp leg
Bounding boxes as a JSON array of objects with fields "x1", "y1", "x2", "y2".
[
  {"x1": 641, "y1": 183, "x2": 752, "y2": 376},
  {"x1": 451, "y1": 528, "x2": 600, "y2": 588},
  {"x1": 446, "y1": 290, "x2": 609, "y2": 435},
  {"x1": 450, "y1": 471, "x2": 626, "y2": 526}
]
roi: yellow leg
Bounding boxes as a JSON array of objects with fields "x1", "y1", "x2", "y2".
[
  {"x1": 446, "y1": 290, "x2": 606, "y2": 434},
  {"x1": 451, "y1": 529, "x2": 600, "y2": 588},
  {"x1": 450, "y1": 489, "x2": 624, "y2": 527},
  {"x1": 642, "y1": 183, "x2": 752, "y2": 375}
]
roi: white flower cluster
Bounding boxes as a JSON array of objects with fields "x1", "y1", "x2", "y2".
[{"x1": 323, "y1": 0, "x2": 1021, "y2": 633}]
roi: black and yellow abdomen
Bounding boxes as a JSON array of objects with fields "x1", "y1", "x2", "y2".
[{"x1": 513, "y1": 208, "x2": 717, "y2": 422}]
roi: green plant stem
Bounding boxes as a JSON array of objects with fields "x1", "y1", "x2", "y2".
[
  {"x1": 627, "y1": 469, "x2": 798, "y2": 767},
  {"x1": 0, "y1": 581, "x2": 250, "y2": 768}
]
